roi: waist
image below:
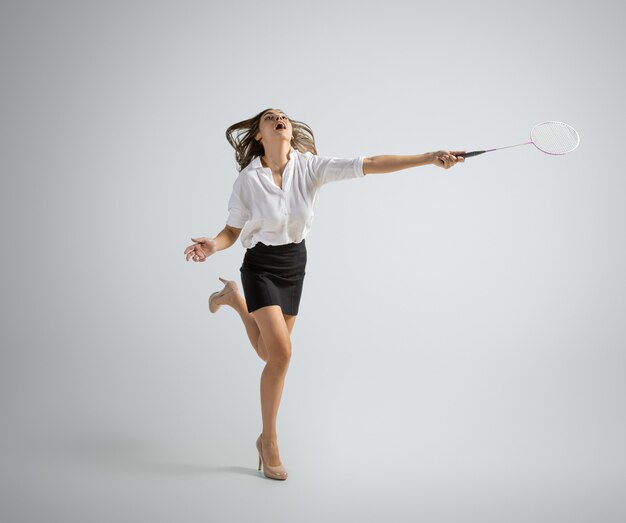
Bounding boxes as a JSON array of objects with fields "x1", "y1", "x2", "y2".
[{"x1": 247, "y1": 239, "x2": 306, "y2": 252}]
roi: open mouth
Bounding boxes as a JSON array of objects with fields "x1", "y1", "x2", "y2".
[{"x1": 275, "y1": 123, "x2": 287, "y2": 130}]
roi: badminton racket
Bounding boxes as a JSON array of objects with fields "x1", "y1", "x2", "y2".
[{"x1": 457, "y1": 121, "x2": 580, "y2": 158}]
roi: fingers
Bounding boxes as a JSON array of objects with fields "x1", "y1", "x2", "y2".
[
  {"x1": 451, "y1": 151, "x2": 465, "y2": 163},
  {"x1": 185, "y1": 245, "x2": 206, "y2": 262},
  {"x1": 436, "y1": 152, "x2": 465, "y2": 169},
  {"x1": 192, "y1": 247, "x2": 206, "y2": 262},
  {"x1": 184, "y1": 239, "x2": 199, "y2": 256},
  {"x1": 185, "y1": 238, "x2": 208, "y2": 262},
  {"x1": 187, "y1": 251, "x2": 206, "y2": 262},
  {"x1": 436, "y1": 155, "x2": 453, "y2": 168}
]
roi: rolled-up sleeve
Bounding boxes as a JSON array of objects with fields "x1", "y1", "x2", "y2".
[
  {"x1": 226, "y1": 181, "x2": 250, "y2": 228},
  {"x1": 309, "y1": 154, "x2": 366, "y2": 188}
]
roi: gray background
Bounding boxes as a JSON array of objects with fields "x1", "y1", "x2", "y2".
[{"x1": 1, "y1": 0, "x2": 624, "y2": 521}]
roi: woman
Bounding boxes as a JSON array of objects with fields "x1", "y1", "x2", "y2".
[{"x1": 184, "y1": 107, "x2": 464, "y2": 480}]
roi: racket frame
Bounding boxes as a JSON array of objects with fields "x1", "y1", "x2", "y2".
[{"x1": 457, "y1": 121, "x2": 579, "y2": 158}]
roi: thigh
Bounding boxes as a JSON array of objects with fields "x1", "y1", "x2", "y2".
[
  {"x1": 283, "y1": 312, "x2": 297, "y2": 335},
  {"x1": 252, "y1": 305, "x2": 292, "y2": 360}
]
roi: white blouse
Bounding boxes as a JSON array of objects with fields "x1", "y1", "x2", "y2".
[{"x1": 226, "y1": 147, "x2": 366, "y2": 249}]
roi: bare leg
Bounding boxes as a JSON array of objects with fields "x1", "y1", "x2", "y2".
[
  {"x1": 251, "y1": 305, "x2": 292, "y2": 467},
  {"x1": 214, "y1": 289, "x2": 296, "y2": 362},
  {"x1": 216, "y1": 291, "x2": 266, "y2": 359}
]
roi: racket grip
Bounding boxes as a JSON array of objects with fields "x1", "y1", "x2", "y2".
[{"x1": 457, "y1": 150, "x2": 486, "y2": 158}]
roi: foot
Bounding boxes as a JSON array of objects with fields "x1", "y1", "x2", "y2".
[
  {"x1": 260, "y1": 437, "x2": 283, "y2": 467},
  {"x1": 211, "y1": 288, "x2": 238, "y2": 309},
  {"x1": 208, "y1": 278, "x2": 239, "y2": 313}
]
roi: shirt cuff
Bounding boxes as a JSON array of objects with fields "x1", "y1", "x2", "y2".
[
  {"x1": 226, "y1": 210, "x2": 248, "y2": 229},
  {"x1": 356, "y1": 156, "x2": 366, "y2": 177}
]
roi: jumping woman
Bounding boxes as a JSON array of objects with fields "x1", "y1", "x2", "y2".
[{"x1": 184, "y1": 107, "x2": 464, "y2": 480}]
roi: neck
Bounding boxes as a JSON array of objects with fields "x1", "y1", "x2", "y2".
[{"x1": 260, "y1": 141, "x2": 292, "y2": 172}]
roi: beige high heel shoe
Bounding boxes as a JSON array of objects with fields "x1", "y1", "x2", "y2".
[
  {"x1": 208, "y1": 277, "x2": 238, "y2": 313},
  {"x1": 256, "y1": 434, "x2": 288, "y2": 480}
]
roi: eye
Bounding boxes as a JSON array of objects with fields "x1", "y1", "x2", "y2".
[{"x1": 264, "y1": 114, "x2": 288, "y2": 121}]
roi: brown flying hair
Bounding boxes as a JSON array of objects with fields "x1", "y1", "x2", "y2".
[{"x1": 225, "y1": 107, "x2": 318, "y2": 172}]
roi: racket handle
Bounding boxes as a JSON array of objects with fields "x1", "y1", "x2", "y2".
[{"x1": 457, "y1": 150, "x2": 486, "y2": 158}]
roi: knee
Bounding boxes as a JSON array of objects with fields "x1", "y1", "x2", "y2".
[{"x1": 267, "y1": 340, "x2": 291, "y2": 369}]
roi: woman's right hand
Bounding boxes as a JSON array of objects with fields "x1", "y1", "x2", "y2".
[
  {"x1": 431, "y1": 150, "x2": 465, "y2": 169},
  {"x1": 184, "y1": 237, "x2": 217, "y2": 262}
]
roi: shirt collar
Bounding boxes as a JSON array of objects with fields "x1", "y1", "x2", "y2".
[{"x1": 253, "y1": 147, "x2": 296, "y2": 171}]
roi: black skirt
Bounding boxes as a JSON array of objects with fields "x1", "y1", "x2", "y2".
[{"x1": 240, "y1": 239, "x2": 307, "y2": 315}]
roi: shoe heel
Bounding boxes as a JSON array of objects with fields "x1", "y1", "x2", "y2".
[
  {"x1": 255, "y1": 433, "x2": 288, "y2": 480},
  {"x1": 209, "y1": 277, "x2": 238, "y2": 314}
]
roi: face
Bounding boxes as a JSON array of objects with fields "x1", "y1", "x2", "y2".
[{"x1": 255, "y1": 109, "x2": 293, "y2": 147}]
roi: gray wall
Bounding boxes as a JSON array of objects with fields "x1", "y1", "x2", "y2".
[{"x1": 1, "y1": 0, "x2": 624, "y2": 522}]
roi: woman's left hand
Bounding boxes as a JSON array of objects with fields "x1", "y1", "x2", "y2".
[{"x1": 431, "y1": 150, "x2": 465, "y2": 170}]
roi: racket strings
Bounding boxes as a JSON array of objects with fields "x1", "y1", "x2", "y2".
[{"x1": 531, "y1": 121, "x2": 579, "y2": 154}]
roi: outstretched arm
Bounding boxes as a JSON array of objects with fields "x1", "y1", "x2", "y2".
[{"x1": 363, "y1": 150, "x2": 465, "y2": 175}]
